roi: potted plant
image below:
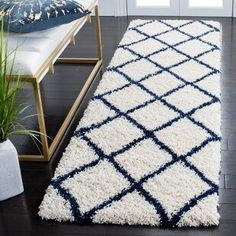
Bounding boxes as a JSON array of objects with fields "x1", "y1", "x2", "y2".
[{"x1": 0, "y1": 22, "x2": 39, "y2": 201}]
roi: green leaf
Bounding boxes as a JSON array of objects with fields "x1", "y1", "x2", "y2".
[{"x1": 0, "y1": 19, "x2": 43, "y2": 145}]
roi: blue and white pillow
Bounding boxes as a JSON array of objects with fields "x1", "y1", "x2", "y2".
[{"x1": 0, "y1": 0, "x2": 91, "y2": 33}]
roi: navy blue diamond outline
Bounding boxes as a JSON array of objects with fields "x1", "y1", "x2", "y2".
[
  {"x1": 75, "y1": 69, "x2": 218, "y2": 140},
  {"x1": 50, "y1": 19, "x2": 220, "y2": 225},
  {"x1": 74, "y1": 28, "x2": 219, "y2": 138},
  {"x1": 114, "y1": 20, "x2": 219, "y2": 70},
  {"x1": 120, "y1": 19, "x2": 218, "y2": 50},
  {"x1": 87, "y1": 19, "x2": 219, "y2": 108},
  {"x1": 121, "y1": 20, "x2": 193, "y2": 48},
  {"x1": 50, "y1": 20, "x2": 221, "y2": 227},
  {"x1": 130, "y1": 24, "x2": 218, "y2": 74}
]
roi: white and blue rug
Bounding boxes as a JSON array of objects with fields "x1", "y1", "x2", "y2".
[{"x1": 39, "y1": 20, "x2": 221, "y2": 227}]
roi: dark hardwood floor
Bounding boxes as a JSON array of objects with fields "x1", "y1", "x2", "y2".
[{"x1": 0, "y1": 16, "x2": 236, "y2": 236}]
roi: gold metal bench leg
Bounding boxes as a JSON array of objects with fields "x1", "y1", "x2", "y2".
[
  {"x1": 48, "y1": 4, "x2": 103, "y2": 158},
  {"x1": 19, "y1": 81, "x2": 50, "y2": 162},
  {"x1": 32, "y1": 81, "x2": 50, "y2": 161},
  {"x1": 87, "y1": 15, "x2": 92, "y2": 24},
  {"x1": 95, "y1": 4, "x2": 103, "y2": 61},
  {"x1": 57, "y1": 4, "x2": 103, "y2": 64}
]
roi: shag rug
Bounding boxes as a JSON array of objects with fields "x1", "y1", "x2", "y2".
[{"x1": 39, "y1": 20, "x2": 221, "y2": 227}]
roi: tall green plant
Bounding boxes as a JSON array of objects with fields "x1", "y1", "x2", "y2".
[{"x1": 0, "y1": 21, "x2": 39, "y2": 144}]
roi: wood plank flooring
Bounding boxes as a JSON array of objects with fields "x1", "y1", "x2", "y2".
[{"x1": 0, "y1": 16, "x2": 236, "y2": 236}]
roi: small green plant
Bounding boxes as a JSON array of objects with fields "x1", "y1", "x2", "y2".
[{"x1": 0, "y1": 21, "x2": 39, "y2": 144}]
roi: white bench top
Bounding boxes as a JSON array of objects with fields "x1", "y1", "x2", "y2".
[{"x1": 7, "y1": 0, "x2": 95, "y2": 77}]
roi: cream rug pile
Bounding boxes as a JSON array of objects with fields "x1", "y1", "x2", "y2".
[{"x1": 39, "y1": 20, "x2": 221, "y2": 227}]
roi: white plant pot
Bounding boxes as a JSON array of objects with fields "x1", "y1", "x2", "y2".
[{"x1": 0, "y1": 139, "x2": 24, "y2": 201}]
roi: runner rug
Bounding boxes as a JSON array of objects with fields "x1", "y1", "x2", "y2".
[{"x1": 39, "y1": 20, "x2": 221, "y2": 227}]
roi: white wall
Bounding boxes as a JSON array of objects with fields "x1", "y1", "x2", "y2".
[
  {"x1": 98, "y1": 0, "x2": 236, "y2": 17},
  {"x1": 98, "y1": 0, "x2": 115, "y2": 16},
  {"x1": 234, "y1": 0, "x2": 236, "y2": 16},
  {"x1": 98, "y1": 0, "x2": 127, "y2": 16}
]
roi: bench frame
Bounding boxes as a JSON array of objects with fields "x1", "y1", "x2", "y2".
[{"x1": 17, "y1": 1, "x2": 102, "y2": 162}]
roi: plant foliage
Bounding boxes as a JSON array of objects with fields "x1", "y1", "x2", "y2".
[{"x1": 0, "y1": 21, "x2": 39, "y2": 144}]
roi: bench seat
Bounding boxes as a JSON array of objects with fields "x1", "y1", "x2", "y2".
[{"x1": 7, "y1": 0, "x2": 95, "y2": 77}]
